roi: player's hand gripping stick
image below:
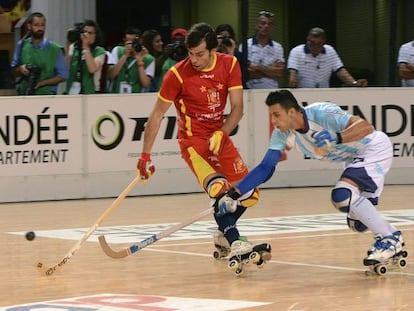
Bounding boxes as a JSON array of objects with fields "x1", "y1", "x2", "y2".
[{"x1": 137, "y1": 152, "x2": 155, "y2": 181}]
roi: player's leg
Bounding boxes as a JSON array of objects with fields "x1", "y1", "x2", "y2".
[
  {"x1": 332, "y1": 132, "x2": 404, "y2": 264},
  {"x1": 180, "y1": 140, "x2": 245, "y2": 247},
  {"x1": 216, "y1": 138, "x2": 264, "y2": 259}
]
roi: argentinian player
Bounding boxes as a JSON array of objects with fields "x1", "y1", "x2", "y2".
[{"x1": 217, "y1": 89, "x2": 404, "y2": 266}]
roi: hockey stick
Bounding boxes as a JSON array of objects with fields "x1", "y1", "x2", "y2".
[
  {"x1": 37, "y1": 172, "x2": 152, "y2": 276},
  {"x1": 98, "y1": 206, "x2": 214, "y2": 258}
]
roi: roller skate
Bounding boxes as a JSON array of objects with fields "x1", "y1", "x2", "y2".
[
  {"x1": 213, "y1": 230, "x2": 231, "y2": 260},
  {"x1": 227, "y1": 238, "x2": 272, "y2": 276},
  {"x1": 364, "y1": 231, "x2": 408, "y2": 275}
]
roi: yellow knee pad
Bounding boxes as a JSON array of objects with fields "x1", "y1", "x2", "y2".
[
  {"x1": 239, "y1": 188, "x2": 259, "y2": 208},
  {"x1": 206, "y1": 177, "x2": 231, "y2": 199}
]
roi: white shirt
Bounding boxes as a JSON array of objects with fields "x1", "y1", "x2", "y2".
[
  {"x1": 242, "y1": 37, "x2": 284, "y2": 89},
  {"x1": 397, "y1": 41, "x2": 414, "y2": 87},
  {"x1": 288, "y1": 44, "x2": 344, "y2": 88}
]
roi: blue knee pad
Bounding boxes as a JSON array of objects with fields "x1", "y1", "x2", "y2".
[
  {"x1": 347, "y1": 216, "x2": 368, "y2": 233},
  {"x1": 331, "y1": 187, "x2": 352, "y2": 213}
]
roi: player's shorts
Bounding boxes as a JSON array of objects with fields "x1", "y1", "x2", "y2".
[
  {"x1": 179, "y1": 136, "x2": 249, "y2": 185},
  {"x1": 341, "y1": 131, "x2": 392, "y2": 200}
]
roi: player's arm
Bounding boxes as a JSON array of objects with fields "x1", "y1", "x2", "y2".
[
  {"x1": 314, "y1": 115, "x2": 374, "y2": 149},
  {"x1": 234, "y1": 149, "x2": 282, "y2": 195},
  {"x1": 222, "y1": 88, "x2": 243, "y2": 134},
  {"x1": 340, "y1": 116, "x2": 373, "y2": 143},
  {"x1": 142, "y1": 97, "x2": 171, "y2": 153},
  {"x1": 209, "y1": 88, "x2": 243, "y2": 155},
  {"x1": 137, "y1": 97, "x2": 171, "y2": 179},
  {"x1": 214, "y1": 149, "x2": 282, "y2": 216}
]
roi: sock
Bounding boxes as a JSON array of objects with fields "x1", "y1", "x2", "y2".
[{"x1": 349, "y1": 196, "x2": 397, "y2": 236}]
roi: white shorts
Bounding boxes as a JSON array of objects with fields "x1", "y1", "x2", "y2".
[{"x1": 341, "y1": 131, "x2": 393, "y2": 200}]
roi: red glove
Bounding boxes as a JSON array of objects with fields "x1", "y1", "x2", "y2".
[{"x1": 137, "y1": 152, "x2": 155, "y2": 180}]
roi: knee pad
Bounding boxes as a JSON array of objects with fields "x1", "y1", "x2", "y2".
[
  {"x1": 331, "y1": 181, "x2": 359, "y2": 213},
  {"x1": 238, "y1": 188, "x2": 259, "y2": 208},
  {"x1": 347, "y1": 216, "x2": 368, "y2": 233},
  {"x1": 206, "y1": 176, "x2": 231, "y2": 199}
]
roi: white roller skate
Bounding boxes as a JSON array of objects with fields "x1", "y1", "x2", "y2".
[
  {"x1": 364, "y1": 231, "x2": 408, "y2": 275},
  {"x1": 213, "y1": 230, "x2": 231, "y2": 260},
  {"x1": 228, "y1": 238, "x2": 272, "y2": 276}
]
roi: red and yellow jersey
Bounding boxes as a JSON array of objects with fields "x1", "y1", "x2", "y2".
[{"x1": 158, "y1": 52, "x2": 243, "y2": 139}]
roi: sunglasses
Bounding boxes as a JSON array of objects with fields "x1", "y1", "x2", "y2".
[{"x1": 258, "y1": 10, "x2": 275, "y2": 17}]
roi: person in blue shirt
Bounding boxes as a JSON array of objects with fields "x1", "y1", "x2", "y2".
[
  {"x1": 11, "y1": 12, "x2": 68, "y2": 95},
  {"x1": 215, "y1": 89, "x2": 405, "y2": 271}
]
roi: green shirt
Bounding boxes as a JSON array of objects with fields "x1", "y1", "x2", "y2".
[
  {"x1": 17, "y1": 38, "x2": 65, "y2": 95},
  {"x1": 65, "y1": 45, "x2": 107, "y2": 94},
  {"x1": 109, "y1": 46, "x2": 155, "y2": 93}
]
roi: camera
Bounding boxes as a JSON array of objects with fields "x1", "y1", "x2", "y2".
[
  {"x1": 25, "y1": 64, "x2": 41, "y2": 95},
  {"x1": 221, "y1": 36, "x2": 233, "y2": 47},
  {"x1": 167, "y1": 40, "x2": 187, "y2": 62},
  {"x1": 67, "y1": 22, "x2": 84, "y2": 44},
  {"x1": 132, "y1": 39, "x2": 142, "y2": 52}
]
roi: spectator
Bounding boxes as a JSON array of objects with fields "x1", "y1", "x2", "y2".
[
  {"x1": 215, "y1": 23, "x2": 246, "y2": 87},
  {"x1": 153, "y1": 27, "x2": 187, "y2": 91},
  {"x1": 397, "y1": 38, "x2": 414, "y2": 86},
  {"x1": 243, "y1": 10, "x2": 285, "y2": 89},
  {"x1": 288, "y1": 27, "x2": 368, "y2": 88},
  {"x1": 141, "y1": 29, "x2": 161, "y2": 92},
  {"x1": 107, "y1": 26, "x2": 153, "y2": 94},
  {"x1": 65, "y1": 19, "x2": 107, "y2": 94},
  {"x1": 11, "y1": 12, "x2": 68, "y2": 95}
]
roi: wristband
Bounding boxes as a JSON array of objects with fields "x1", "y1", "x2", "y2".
[
  {"x1": 227, "y1": 187, "x2": 241, "y2": 200},
  {"x1": 140, "y1": 152, "x2": 151, "y2": 160},
  {"x1": 336, "y1": 132, "x2": 342, "y2": 144},
  {"x1": 138, "y1": 62, "x2": 144, "y2": 67}
]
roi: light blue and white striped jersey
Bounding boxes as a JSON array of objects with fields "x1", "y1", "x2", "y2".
[{"x1": 269, "y1": 102, "x2": 374, "y2": 162}]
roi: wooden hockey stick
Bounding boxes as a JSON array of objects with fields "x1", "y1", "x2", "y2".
[
  {"x1": 37, "y1": 172, "x2": 151, "y2": 276},
  {"x1": 98, "y1": 206, "x2": 214, "y2": 258}
]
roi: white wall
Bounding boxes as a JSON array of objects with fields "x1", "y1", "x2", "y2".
[{"x1": 0, "y1": 88, "x2": 413, "y2": 202}]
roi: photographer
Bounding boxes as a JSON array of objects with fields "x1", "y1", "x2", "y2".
[
  {"x1": 153, "y1": 28, "x2": 187, "y2": 91},
  {"x1": 215, "y1": 24, "x2": 246, "y2": 86},
  {"x1": 11, "y1": 12, "x2": 68, "y2": 95},
  {"x1": 65, "y1": 19, "x2": 107, "y2": 94},
  {"x1": 107, "y1": 27, "x2": 154, "y2": 94}
]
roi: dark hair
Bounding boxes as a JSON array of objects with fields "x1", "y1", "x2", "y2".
[
  {"x1": 82, "y1": 19, "x2": 103, "y2": 48},
  {"x1": 215, "y1": 23, "x2": 236, "y2": 39},
  {"x1": 265, "y1": 90, "x2": 301, "y2": 112},
  {"x1": 125, "y1": 26, "x2": 141, "y2": 37},
  {"x1": 27, "y1": 12, "x2": 45, "y2": 24},
  {"x1": 186, "y1": 22, "x2": 218, "y2": 50},
  {"x1": 142, "y1": 29, "x2": 161, "y2": 56}
]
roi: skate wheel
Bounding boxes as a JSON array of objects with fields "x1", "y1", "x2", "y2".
[
  {"x1": 213, "y1": 250, "x2": 220, "y2": 259},
  {"x1": 235, "y1": 268, "x2": 244, "y2": 276},
  {"x1": 398, "y1": 258, "x2": 407, "y2": 269},
  {"x1": 228, "y1": 259, "x2": 240, "y2": 271},
  {"x1": 375, "y1": 265, "x2": 387, "y2": 275},
  {"x1": 401, "y1": 250, "x2": 408, "y2": 258},
  {"x1": 249, "y1": 251, "x2": 260, "y2": 264},
  {"x1": 256, "y1": 258, "x2": 266, "y2": 268}
]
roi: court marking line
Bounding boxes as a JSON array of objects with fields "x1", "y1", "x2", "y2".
[{"x1": 138, "y1": 247, "x2": 414, "y2": 277}]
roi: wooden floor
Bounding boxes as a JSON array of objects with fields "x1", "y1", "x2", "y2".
[{"x1": 1, "y1": 185, "x2": 414, "y2": 310}]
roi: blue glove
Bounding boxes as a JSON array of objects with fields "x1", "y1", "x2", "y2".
[{"x1": 313, "y1": 129, "x2": 337, "y2": 149}]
